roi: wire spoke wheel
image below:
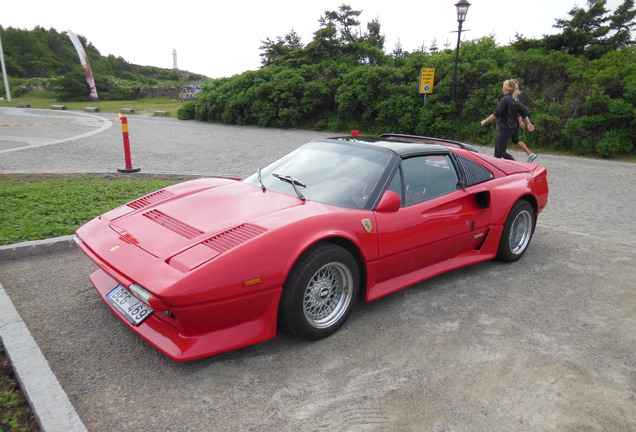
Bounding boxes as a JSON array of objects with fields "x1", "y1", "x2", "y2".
[
  {"x1": 281, "y1": 244, "x2": 359, "y2": 340},
  {"x1": 303, "y1": 262, "x2": 353, "y2": 329}
]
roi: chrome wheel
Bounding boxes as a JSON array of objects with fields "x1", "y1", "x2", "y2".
[
  {"x1": 497, "y1": 200, "x2": 535, "y2": 262},
  {"x1": 281, "y1": 244, "x2": 359, "y2": 339},
  {"x1": 509, "y1": 208, "x2": 533, "y2": 255},
  {"x1": 303, "y1": 262, "x2": 354, "y2": 329}
]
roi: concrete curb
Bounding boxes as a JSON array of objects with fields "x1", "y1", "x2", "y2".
[
  {"x1": 0, "y1": 235, "x2": 76, "y2": 261},
  {"x1": 0, "y1": 283, "x2": 87, "y2": 432},
  {"x1": 0, "y1": 235, "x2": 87, "y2": 431}
]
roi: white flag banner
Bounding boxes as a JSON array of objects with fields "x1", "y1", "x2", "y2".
[{"x1": 66, "y1": 30, "x2": 99, "y2": 101}]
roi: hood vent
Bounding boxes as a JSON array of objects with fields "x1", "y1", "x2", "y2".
[
  {"x1": 143, "y1": 209, "x2": 203, "y2": 239},
  {"x1": 202, "y1": 224, "x2": 267, "y2": 253},
  {"x1": 128, "y1": 190, "x2": 175, "y2": 210}
]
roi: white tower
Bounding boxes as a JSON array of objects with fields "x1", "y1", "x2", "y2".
[{"x1": 173, "y1": 49, "x2": 178, "y2": 70}]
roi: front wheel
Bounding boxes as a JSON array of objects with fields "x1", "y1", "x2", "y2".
[
  {"x1": 280, "y1": 243, "x2": 359, "y2": 340},
  {"x1": 497, "y1": 200, "x2": 535, "y2": 262}
]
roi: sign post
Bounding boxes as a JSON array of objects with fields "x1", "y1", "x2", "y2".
[{"x1": 419, "y1": 68, "x2": 436, "y2": 108}]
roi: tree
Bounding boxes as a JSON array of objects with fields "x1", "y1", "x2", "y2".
[
  {"x1": 304, "y1": 4, "x2": 363, "y2": 63},
  {"x1": 605, "y1": 0, "x2": 636, "y2": 50},
  {"x1": 259, "y1": 30, "x2": 304, "y2": 67},
  {"x1": 323, "y1": 4, "x2": 362, "y2": 45},
  {"x1": 545, "y1": 0, "x2": 635, "y2": 58},
  {"x1": 392, "y1": 39, "x2": 404, "y2": 57},
  {"x1": 365, "y1": 17, "x2": 385, "y2": 51}
]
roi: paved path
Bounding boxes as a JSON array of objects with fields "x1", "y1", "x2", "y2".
[{"x1": 1, "y1": 107, "x2": 634, "y2": 431}]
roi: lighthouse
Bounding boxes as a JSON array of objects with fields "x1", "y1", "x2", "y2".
[{"x1": 173, "y1": 49, "x2": 178, "y2": 70}]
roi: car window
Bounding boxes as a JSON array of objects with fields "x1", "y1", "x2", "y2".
[
  {"x1": 455, "y1": 155, "x2": 494, "y2": 186},
  {"x1": 400, "y1": 155, "x2": 459, "y2": 206},
  {"x1": 243, "y1": 141, "x2": 393, "y2": 209}
]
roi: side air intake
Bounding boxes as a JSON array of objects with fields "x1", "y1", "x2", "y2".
[{"x1": 202, "y1": 224, "x2": 267, "y2": 253}]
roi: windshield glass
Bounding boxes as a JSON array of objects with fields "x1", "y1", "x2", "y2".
[{"x1": 244, "y1": 141, "x2": 392, "y2": 209}]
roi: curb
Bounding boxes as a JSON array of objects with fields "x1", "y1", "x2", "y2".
[
  {"x1": 0, "y1": 284, "x2": 87, "y2": 432},
  {"x1": 0, "y1": 235, "x2": 76, "y2": 261},
  {"x1": 0, "y1": 236, "x2": 87, "y2": 431}
]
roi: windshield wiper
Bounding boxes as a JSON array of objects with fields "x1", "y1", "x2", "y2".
[
  {"x1": 273, "y1": 173, "x2": 306, "y2": 201},
  {"x1": 257, "y1": 168, "x2": 266, "y2": 192}
]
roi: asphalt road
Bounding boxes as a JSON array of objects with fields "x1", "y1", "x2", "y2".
[{"x1": 1, "y1": 107, "x2": 635, "y2": 431}]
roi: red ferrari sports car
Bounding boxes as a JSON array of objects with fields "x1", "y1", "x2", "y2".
[{"x1": 74, "y1": 134, "x2": 549, "y2": 361}]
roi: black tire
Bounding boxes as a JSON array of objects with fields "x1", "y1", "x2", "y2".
[
  {"x1": 497, "y1": 200, "x2": 535, "y2": 262},
  {"x1": 280, "y1": 243, "x2": 359, "y2": 340}
]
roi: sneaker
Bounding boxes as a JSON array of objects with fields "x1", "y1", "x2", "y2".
[{"x1": 527, "y1": 153, "x2": 537, "y2": 163}]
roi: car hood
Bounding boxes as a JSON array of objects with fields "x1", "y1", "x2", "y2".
[{"x1": 109, "y1": 181, "x2": 301, "y2": 258}]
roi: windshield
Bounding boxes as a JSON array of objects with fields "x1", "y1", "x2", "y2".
[{"x1": 244, "y1": 141, "x2": 393, "y2": 209}]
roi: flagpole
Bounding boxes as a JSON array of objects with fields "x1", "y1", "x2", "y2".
[{"x1": 0, "y1": 32, "x2": 12, "y2": 102}]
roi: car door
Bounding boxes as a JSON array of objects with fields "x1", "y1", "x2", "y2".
[{"x1": 373, "y1": 154, "x2": 492, "y2": 284}]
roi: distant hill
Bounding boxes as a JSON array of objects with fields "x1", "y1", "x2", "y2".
[{"x1": 0, "y1": 26, "x2": 209, "y2": 100}]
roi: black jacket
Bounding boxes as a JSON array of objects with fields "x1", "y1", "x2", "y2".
[{"x1": 494, "y1": 94, "x2": 530, "y2": 129}]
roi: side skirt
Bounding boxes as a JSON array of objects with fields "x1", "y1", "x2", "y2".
[{"x1": 365, "y1": 225, "x2": 503, "y2": 302}]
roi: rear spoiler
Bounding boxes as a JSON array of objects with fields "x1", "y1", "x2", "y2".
[{"x1": 380, "y1": 133, "x2": 479, "y2": 152}]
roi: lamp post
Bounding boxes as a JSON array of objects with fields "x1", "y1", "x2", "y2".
[{"x1": 451, "y1": 0, "x2": 471, "y2": 101}]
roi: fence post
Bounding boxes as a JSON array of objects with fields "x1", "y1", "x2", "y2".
[{"x1": 117, "y1": 114, "x2": 140, "y2": 173}]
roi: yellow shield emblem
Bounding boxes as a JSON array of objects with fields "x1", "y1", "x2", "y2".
[{"x1": 361, "y1": 218, "x2": 373, "y2": 233}]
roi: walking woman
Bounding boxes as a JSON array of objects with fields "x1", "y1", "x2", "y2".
[
  {"x1": 481, "y1": 79, "x2": 534, "y2": 160},
  {"x1": 511, "y1": 79, "x2": 538, "y2": 162}
]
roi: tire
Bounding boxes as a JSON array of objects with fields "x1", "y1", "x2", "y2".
[
  {"x1": 496, "y1": 200, "x2": 535, "y2": 262},
  {"x1": 280, "y1": 243, "x2": 359, "y2": 340}
]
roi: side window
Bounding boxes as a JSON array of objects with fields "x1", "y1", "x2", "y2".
[
  {"x1": 387, "y1": 168, "x2": 402, "y2": 196},
  {"x1": 455, "y1": 155, "x2": 494, "y2": 186},
  {"x1": 401, "y1": 155, "x2": 459, "y2": 206}
]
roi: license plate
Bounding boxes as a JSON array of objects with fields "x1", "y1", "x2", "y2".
[{"x1": 107, "y1": 285, "x2": 153, "y2": 325}]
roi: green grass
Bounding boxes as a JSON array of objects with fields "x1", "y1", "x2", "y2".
[
  {"x1": 0, "y1": 94, "x2": 185, "y2": 117},
  {"x1": 0, "y1": 174, "x2": 193, "y2": 246}
]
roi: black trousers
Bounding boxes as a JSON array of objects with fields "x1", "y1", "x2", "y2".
[{"x1": 494, "y1": 127, "x2": 516, "y2": 160}]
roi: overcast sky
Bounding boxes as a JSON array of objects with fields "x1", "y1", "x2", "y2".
[{"x1": 1, "y1": 0, "x2": 627, "y2": 78}]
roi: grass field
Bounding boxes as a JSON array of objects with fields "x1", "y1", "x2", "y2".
[
  {"x1": 0, "y1": 173, "x2": 198, "y2": 246},
  {"x1": 0, "y1": 92, "x2": 185, "y2": 117}
]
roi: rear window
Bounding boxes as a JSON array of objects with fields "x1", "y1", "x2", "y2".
[{"x1": 455, "y1": 155, "x2": 494, "y2": 186}]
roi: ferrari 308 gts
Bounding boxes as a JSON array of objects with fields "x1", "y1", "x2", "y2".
[{"x1": 74, "y1": 134, "x2": 549, "y2": 361}]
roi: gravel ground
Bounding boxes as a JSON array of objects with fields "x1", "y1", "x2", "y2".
[{"x1": 0, "y1": 107, "x2": 634, "y2": 431}]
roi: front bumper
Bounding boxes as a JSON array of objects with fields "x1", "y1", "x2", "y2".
[{"x1": 88, "y1": 268, "x2": 281, "y2": 361}]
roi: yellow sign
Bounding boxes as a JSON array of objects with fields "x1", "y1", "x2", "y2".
[{"x1": 419, "y1": 68, "x2": 436, "y2": 94}]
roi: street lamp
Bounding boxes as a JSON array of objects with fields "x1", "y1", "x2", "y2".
[{"x1": 451, "y1": 0, "x2": 471, "y2": 101}]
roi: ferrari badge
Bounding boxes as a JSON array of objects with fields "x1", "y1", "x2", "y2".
[{"x1": 361, "y1": 218, "x2": 373, "y2": 233}]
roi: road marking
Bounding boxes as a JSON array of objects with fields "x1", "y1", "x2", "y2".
[{"x1": 0, "y1": 108, "x2": 114, "y2": 154}]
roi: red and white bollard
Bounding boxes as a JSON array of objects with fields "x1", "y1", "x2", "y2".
[{"x1": 117, "y1": 114, "x2": 140, "y2": 173}]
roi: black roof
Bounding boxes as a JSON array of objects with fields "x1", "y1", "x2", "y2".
[{"x1": 319, "y1": 136, "x2": 452, "y2": 157}]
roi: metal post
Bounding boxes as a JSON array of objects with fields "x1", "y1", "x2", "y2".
[
  {"x1": 451, "y1": 20, "x2": 463, "y2": 102},
  {"x1": 451, "y1": 0, "x2": 470, "y2": 102},
  {"x1": 0, "y1": 33, "x2": 12, "y2": 102}
]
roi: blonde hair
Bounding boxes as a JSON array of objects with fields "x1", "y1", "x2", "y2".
[{"x1": 504, "y1": 79, "x2": 522, "y2": 100}]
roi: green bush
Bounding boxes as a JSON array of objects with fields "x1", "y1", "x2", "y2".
[{"x1": 174, "y1": 3, "x2": 636, "y2": 158}]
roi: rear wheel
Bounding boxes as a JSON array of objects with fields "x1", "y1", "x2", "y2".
[
  {"x1": 280, "y1": 243, "x2": 359, "y2": 340},
  {"x1": 497, "y1": 200, "x2": 535, "y2": 262}
]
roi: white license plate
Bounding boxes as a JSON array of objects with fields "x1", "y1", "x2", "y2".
[{"x1": 107, "y1": 285, "x2": 153, "y2": 325}]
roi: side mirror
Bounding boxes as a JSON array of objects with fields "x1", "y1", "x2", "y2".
[{"x1": 375, "y1": 190, "x2": 401, "y2": 212}]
